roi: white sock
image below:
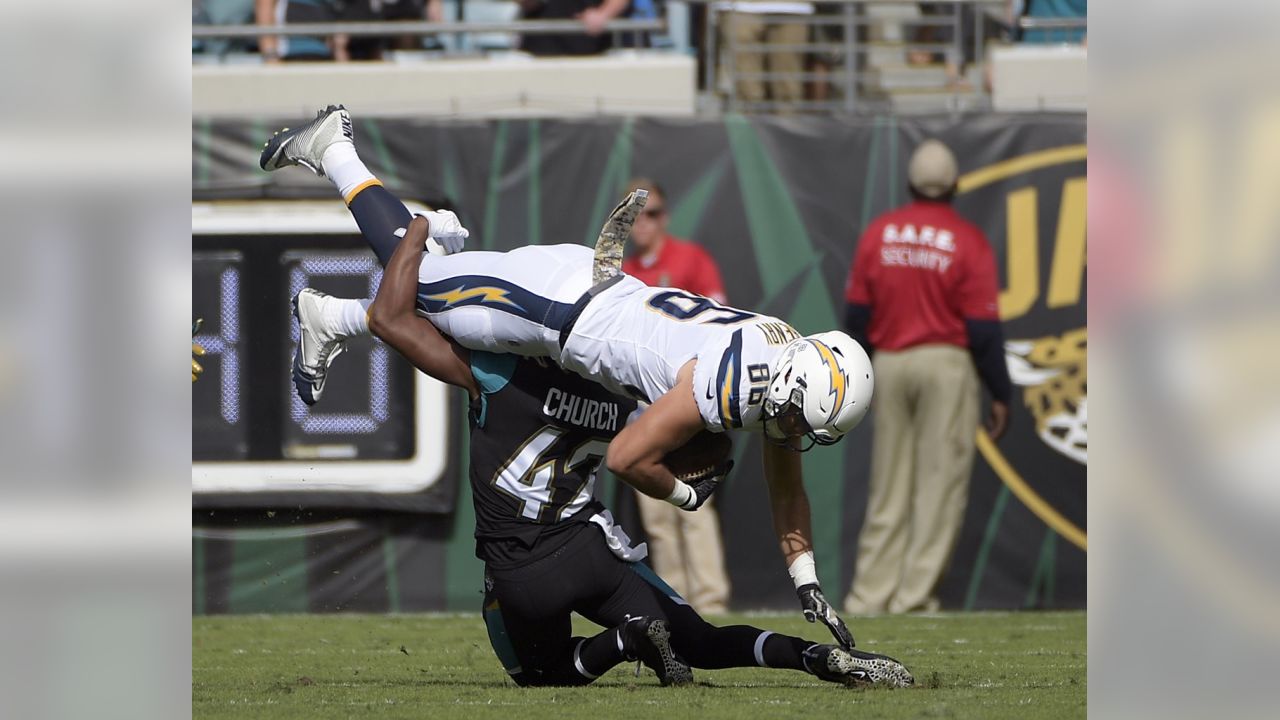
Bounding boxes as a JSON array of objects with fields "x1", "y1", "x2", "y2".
[
  {"x1": 326, "y1": 298, "x2": 371, "y2": 338},
  {"x1": 322, "y1": 142, "x2": 378, "y2": 202}
]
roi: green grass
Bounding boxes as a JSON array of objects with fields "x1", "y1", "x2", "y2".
[{"x1": 194, "y1": 611, "x2": 1085, "y2": 719}]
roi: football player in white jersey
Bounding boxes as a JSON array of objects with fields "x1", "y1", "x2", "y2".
[{"x1": 260, "y1": 106, "x2": 874, "y2": 649}]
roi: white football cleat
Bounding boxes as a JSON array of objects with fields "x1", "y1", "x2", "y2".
[
  {"x1": 259, "y1": 104, "x2": 353, "y2": 176},
  {"x1": 291, "y1": 288, "x2": 348, "y2": 406}
]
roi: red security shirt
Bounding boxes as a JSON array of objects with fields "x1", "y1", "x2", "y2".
[
  {"x1": 623, "y1": 235, "x2": 728, "y2": 304},
  {"x1": 845, "y1": 200, "x2": 1000, "y2": 351}
]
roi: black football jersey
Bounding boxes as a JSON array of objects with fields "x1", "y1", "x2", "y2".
[{"x1": 468, "y1": 352, "x2": 637, "y2": 569}]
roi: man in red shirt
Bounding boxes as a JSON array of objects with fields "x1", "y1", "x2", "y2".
[
  {"x1": 622, "y1": 179, "x2": 728, "y2": 304},
  {"x1": 621, "y1": 177, "x2": 731, "y2": 614},
  {"x1": 841, "y1": 140, "x2": 1012, "y2": 615}
]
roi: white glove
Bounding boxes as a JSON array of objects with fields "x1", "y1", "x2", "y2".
[{"x1": 422, "y1": 210, "x2": 469, "y2": 255}]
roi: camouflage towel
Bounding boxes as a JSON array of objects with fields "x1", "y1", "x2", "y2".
[{"x1": 593, "y1": 189, "x2": 648, "y2": 284}]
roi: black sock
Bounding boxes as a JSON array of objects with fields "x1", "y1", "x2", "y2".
[
  {"x1": 347, "y1": 184, "x2": 413, "y2": 267},
  {"x1": 572, "y1": 626, "x2": 627, "y2": 680},
  {"x1": 664, "y1": 621, "x2": 813, "y2": 671},
  {"x1": 760, "y1": 633, "x2": 817, "y2": 671}
]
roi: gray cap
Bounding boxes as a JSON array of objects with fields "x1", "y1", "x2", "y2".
[{"x1": 908, "y1": 139, "x2": 958, "y2": 198}]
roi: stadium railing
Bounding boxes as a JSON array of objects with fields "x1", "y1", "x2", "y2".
[
  {"x1": 192, "y1": 19, "x2": 668, "y2": 58},
  {"x1": 192, "y1": 1, "x2": 1085, "y2": 115},
  {"x1": 690, "y1": 0, "x2": 1084, "y2": 114}
]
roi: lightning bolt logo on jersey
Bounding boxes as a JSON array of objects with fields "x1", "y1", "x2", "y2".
[
  {"x1": 409, "y1": 244, "x2": 803, "y2": 434},
  {"x1": 412, "y1": 247, "x2": 595, "y2": 358},
  {"x1": 424, "y1": 285, "x2": 524, "y2": 311}
]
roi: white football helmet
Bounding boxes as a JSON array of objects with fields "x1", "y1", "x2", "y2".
[{"x1": 763, "y1": 331, "x2": 874, "y2": 449}]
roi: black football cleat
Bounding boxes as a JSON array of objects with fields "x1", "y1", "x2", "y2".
[{"x1": 622, "y1": 617, "x2": 693, "y2": 686}]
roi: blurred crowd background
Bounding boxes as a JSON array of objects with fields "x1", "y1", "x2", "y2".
[
  {"x1": 192, "y1": 0, "x2": 1085, "y2": 114},
  {"x1": 5, "y1": 1, "x2": 1280, "y2": 719}
]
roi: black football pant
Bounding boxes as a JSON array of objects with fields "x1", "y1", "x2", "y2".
[{"x1": 481, "y1": 524, "x2": 816, "y2": 686}]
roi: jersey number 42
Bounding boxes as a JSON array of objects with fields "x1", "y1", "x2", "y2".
[{"x1": 491, "y1": 426, "x2": 610, "y2": 523}]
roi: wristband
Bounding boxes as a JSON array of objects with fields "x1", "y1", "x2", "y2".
[
  {"x1": 664, "y1": 479, "x2": 695, "y2": 509},
  {"x1": 787, "y1": 551, "x2": 818, "y2": 589}
]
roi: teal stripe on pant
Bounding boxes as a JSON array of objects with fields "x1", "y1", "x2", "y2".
[
  {"x1": 628, "y1": 561, "x2": 689, "y2": 606},
  {"x1": 483, "y1": 597, "x2": 524, "y2": 676}
]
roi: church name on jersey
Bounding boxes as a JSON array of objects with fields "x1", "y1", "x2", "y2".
[
  {"x1": 756, "y1": 320, "x2": 800, "y2": 346},
  {"x1": 542, "y1": 387, "x2": 621, "y2": 432}
]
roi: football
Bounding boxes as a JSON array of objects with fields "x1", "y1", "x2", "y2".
[{"x1": 662, "y1": 429, "x2": 733, "y2": 480}]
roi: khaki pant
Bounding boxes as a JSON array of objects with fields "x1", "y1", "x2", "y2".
[
  {"x1": 636, "y1": 492, "x2": 731, "y2": 613},
  {"x1": 844, "y1": 345, "x2": 979, "y2": 614},
  {"x1": 721, "y1": 12, "x2": 808, "y2": 104}
]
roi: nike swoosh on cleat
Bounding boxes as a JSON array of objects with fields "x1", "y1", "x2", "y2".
[
  {"x1": 292, "y1": 360, "x2": 323, "y2": 404},
  {"x1": 262, "y1": 135, "x2": 295, "y2": 170}
]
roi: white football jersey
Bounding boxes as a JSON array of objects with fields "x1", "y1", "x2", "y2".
[
  {"x1": 416, "y1": 244, "x2": 595, "y2": 357},
  {"x1": 562, "y1": 275, "x2": 801, "y2": 432},
  {"x1": 413, "y1": 243, "x2": 800, "y2": 432}
]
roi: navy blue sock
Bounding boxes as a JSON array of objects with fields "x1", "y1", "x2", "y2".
[{"x1": 347, "y1": 184, "x2": 413, "y2": 267}]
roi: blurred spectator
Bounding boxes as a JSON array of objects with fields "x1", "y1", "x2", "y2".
[
  {"x1": 621, "y1": 177, "x2": 732, "y2": 614},
  {"x1": 256, "y1": 0, "x2": 347, "y2": 61},
  {"x1": 807, "y1": 5, "x2": 881, "y2": 103},
  {"x1": 622, "y1": 179, "x2": 728, "y2": 302},
  {"x1": 255, "y1": 0, "x2": 443, "y2": 62},
  {"x1": 621, "y1": 0, "x2": 659, "y2": 49},
  {"x1": 908, "y1": 3, "x2": 976, "y2": 89},
  {"x1": 1012, "y1": 0, "x2": 1086, "y2": 44},
  {"x1": 841, "y1": 140, "x2": 1012, "y2": 615},
  {"x1": 715, "y1": 0, "x2": 814, "y2": 107},
  {"x1": 385, "y1": 0, "x2": 445, "y2": 49},
  {"x1": 517, "y1": 0, "x2": 632, "y2": 56},
  {"x1": 342, "y1": 0, "x2": 445, "y2": 58},
  {"x1": 193, "y1": 0, "x2": 255, "y2": 56}
]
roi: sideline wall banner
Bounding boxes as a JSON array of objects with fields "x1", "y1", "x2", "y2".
[{"x1": 192, "y1": 113, "x2": 1085, "y2": 611}]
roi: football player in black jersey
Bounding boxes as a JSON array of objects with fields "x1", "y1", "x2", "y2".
[{"x1": 360, "y1": 216, "x2": 914, "y2": 688}]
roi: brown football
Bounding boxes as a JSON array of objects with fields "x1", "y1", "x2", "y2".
[{"x1": 662, "y1": 430, "x2": 733, "y2": 480}]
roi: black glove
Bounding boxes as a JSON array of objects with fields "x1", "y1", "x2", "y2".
[
  {"x1": 675, "y1": 460, "x2": 733, "y2": 512},
  {"x1": 797, "y1": 583, "x2": 855, "y2": 649}
]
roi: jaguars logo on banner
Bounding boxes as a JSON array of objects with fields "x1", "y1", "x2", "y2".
[
  {"x1": 1006, "y1": 327, "x2": 1086, "y2": 465},
  {"x1": 956, "y1": 145, "x2": 1088, "y2": 550}
]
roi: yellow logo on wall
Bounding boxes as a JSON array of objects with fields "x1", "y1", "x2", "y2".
[{"x1": 958, "y1": 145, "x2": 1088, "y2": 550}]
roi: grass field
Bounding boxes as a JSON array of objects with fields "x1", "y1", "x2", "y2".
[{"x1": 193, "y1": 611, "x2": 1085, "y2": 719}]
